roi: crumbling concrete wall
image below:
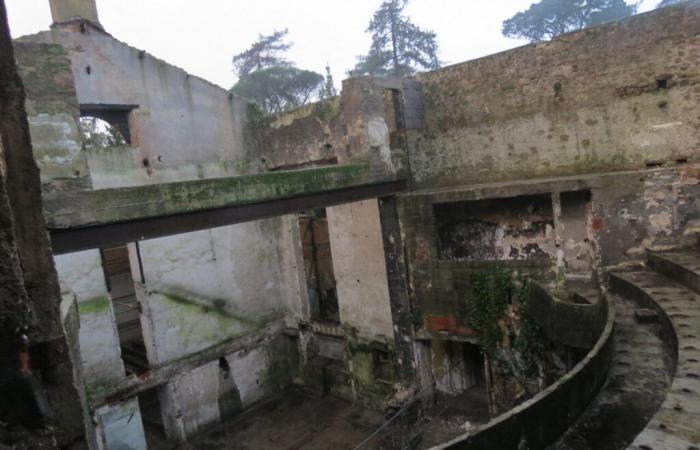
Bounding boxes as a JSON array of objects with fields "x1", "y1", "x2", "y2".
[
  {"x1": 13, "y1": 41, "x2": 89, "y2": 192},
  {"x1": 160, "y1": 345, "x2": 275, "y2": 440},
  {"x1": 327, "y1": 199, "x2": 398, "y2": 403},
  {"x1": 257, "y1": 77, "x2": 417, "y2": 178},
  {"x1": 54, "y1": 250, "x2": 125, "y2": 390},
  {"x1": 135, "y1": 219, "x2": 300, "y2": 365},
  {"x1": 412, "y1": 4, "x2": 700, "y2": 190},
  {"x1": 591, "y1": 165, "x2": 700, "y2": 267},
  {"x1": 17, "y1": 22, "x2": 254, "y2": 188},
  {"x1": 13, "y1": 16, "x2": 312, "y2": 444},
  {"x1": 260, "y1": 97, "x2": 345, "y2": 170}
]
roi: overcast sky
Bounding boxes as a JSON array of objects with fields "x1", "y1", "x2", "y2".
[{"x1": 6, "y1": 0, "x2": 660, "y2": 90}]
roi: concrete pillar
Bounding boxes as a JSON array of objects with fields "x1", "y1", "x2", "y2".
[{"x1": 49, "y1": 0, "x2": 100, "y2": 26}]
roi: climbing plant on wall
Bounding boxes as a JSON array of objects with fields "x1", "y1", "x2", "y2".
[
  {"x1": 466, "y1": 266, "x2": 513, "y2": 356},
  {"x1": 466, "y1": 267, "x2": 544, "y2": 368}
]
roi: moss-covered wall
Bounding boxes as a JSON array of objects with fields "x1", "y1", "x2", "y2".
[{"x1": 13, "y1": 42, "x2": 90, "y2": 191}]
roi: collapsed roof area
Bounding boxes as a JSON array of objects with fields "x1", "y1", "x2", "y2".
[{"x1": 1, "y1": 0, "x2": 700, "y2": 449}]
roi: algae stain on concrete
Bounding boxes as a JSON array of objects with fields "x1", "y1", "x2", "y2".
[
  {"x1": 156, "y1": 291, "x2": 278, "y2": 347},
  {"x1": 77, "y1": 296, "x2": 110, "y2": 315}
]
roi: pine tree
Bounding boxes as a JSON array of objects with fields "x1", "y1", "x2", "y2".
[
  {"x1": 231, "y1": 30, "x2": 324, "y2": 114},
  {"x1": 502, "y1": 0, "x2": 638, "y2": 43},
  {"x1": 232, "y1": 29, "x2": 292, "y2": 77},
  {"x1": 232, "y1": 67, "x2": 323, "y2": 114},
  {"x1": 350, "y1": 0, "x2": 440, "y2": 77},
  {"x1": 319, "y1": 65, "x2": 338, "y2": 99}
]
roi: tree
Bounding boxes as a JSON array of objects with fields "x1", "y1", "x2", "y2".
[
  {"x1": 502, "y1": 0, "x2": 639, "y2": 43},
  {"x1": 350, "y1": 0, "x2": 440, "y2": 77},
  {"x1": 79, "y1": 116, "x2": 126, "y2": 149},
  {"x1": 231, "y1": 67, "x2": 324, "y2": 114},
  {"x1": 231, "y1": 30, "x2": 324, "y2": 114},
  {"x1": 232, "y1": 29, "x2": 292, "y2": 77},
  {"x1": 657, "y1": 0, "x2": 688, "y2": 7},
  {"x1": 319, "y1": 65, "x2": 337, "y2": 99}
]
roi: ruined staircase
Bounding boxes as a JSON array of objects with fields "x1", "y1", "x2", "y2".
[{"x1": 551, "y1": 248, "x2": 700, "y2": 450}]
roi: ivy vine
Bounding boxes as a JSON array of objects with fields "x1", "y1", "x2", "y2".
[
  {"x1": 466, "y1": 266, "x2": 513, "y2": 356},
  {"x1": 466, "y1": 267, "x2": 544, "y2": 367}
]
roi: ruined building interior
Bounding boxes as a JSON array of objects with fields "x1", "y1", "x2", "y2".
[{"x1": 1, "y1": 0, "x2": 700, "y2": 449}]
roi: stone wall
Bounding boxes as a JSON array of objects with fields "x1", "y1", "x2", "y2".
[
  {"x1": 411, "y1": 3, "x2": 700, "y2": 190},
  {"x1": 0, "y1": 1, "x2": 84, "y2": 444},
  {"x1": 260, "y1": 97, "x2": 344, "y2": 170}
]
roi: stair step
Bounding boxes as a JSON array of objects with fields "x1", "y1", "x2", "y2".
[
  {"x1": 648, "y1": 249, "x2": 700, "y2": 295},
  {"x1": 606, "y1": 270, "x2": 700, "y2": 448},
  {"x1": 549, "y1": 294, "x2": 670, "y2": 450}
]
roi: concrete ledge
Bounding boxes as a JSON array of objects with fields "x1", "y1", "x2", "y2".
[
  {"x1": 432, "y1": 289, "x2": 615, "y2": 450},
  {"x1": 647, "y1": 250, "x2": 700, "y2": 295},
  {"x1": 44, "y1": 164, "x2": 407, "y2": 253},
  {"x1": 44, "y1": 164, "x2": 391, "y2": 229},
  {"x1": 87, "y1": 321, "x2": 285, "y2": 409}
]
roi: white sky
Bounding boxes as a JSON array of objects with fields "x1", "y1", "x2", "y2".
[{"x1": 6, "y1": 0, "x2": 659, "y2": 90}]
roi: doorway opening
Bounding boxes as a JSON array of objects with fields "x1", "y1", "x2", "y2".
[
  {"x1": 100, "y1": 244, "x2": 149, "y2": 375},
  {"x1": 138, "y1": 387, "x2": 166, "y2": 447},
  {"x1": 299, "y1": 209, "x2": 339, "y2": 324}
]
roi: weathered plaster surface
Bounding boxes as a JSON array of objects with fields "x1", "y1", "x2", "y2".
[
  {"x1": 55, "y1": 249, "x2": 105, "y2": 301},
  {"x1": 18, "y1": 21, "x2": 253, "y2": 188},
  {"x1": 327, "y1": 199, "x2": 395, "y2": 342},
  {"x1": 261, "y1": 97, "x2": 344, "y2": 170},
  {"x1": 94, "y1": 398, "x2": 146, "y2": 450},
  {"x1": 54, "y1": 249, "x2": 125, "y2": 388},
  {"x1": 137, "y1": 222, "x2": 290, "y2": 365},
  {"x1": 161, "y1": 346, "x2": 271, "y2": 440}
]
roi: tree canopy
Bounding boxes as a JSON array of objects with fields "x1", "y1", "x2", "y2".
[
  {"x1": 657, "y1": 0, "x2": 689, "y2": 7},
  {"x1": 231, "y1": 29, "x2": 324, "y2": 114},
  {"x1": 79, "y1": 117, "x2": 126, "y2": 149},
  {"x1": 231, "y1": 67, "x2": 323, "y2": 114},
  {"x1": 350, "y1": 0, "x2": 440, "y2": 77},
  {"x1": 502, "y1": 0, "x2": 639, "y2": 42}
]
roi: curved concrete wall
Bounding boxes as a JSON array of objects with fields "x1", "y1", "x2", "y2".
[
  {"x1": 433, "y1": 290, "x2": 615, "y2": 450},
  {"x1": 527, "y1": 282, "x2": 608, "y2": 349}
]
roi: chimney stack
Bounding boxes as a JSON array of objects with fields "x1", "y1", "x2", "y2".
[{"x1": 49, "y1": 0, "x2": 101, "y2": 27}]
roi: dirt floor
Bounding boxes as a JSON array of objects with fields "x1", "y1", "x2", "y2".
[
  {"x1": 415, "y1": 386, "x2": 491, "y2": 450},
  {"x1": 146, "y1": 390, "x2": 387, "y2": 450}
]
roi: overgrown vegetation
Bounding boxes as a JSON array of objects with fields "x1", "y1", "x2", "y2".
[{"x1": 466, "y1": 267, "x2": 544, "y2": 373}]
